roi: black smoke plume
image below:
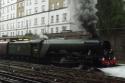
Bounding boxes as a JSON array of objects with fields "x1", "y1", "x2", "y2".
[{"x1": 69, "y1": 0, "x2": 99, "y2": 38}]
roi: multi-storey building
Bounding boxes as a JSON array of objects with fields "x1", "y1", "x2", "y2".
[{"x1": 0, "y1": 0, "x2": 84, "y2": 37}]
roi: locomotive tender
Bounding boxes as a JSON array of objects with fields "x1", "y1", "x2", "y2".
[{"x1": 0, "y1": 38, "x2": 116, "y2": 67}]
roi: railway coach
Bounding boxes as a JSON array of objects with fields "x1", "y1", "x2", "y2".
[{"x1": 0, "y1": 41, "x2": 8, "y2": 58}]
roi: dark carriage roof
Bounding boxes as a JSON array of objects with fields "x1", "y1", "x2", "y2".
[
  {"x1": 9, "y1": 39, "x2": 43, "y2": 44},
  {"x1": 84, "y1": 40, "x2": 100, "y2": 43},
  {"x1": 9, "y1": 41, "x2": 30, "y2": 44}
]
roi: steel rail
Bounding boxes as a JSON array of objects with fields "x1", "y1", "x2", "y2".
[{"x1": 0, "y1": 71, "x2": 47, "y2": 83}]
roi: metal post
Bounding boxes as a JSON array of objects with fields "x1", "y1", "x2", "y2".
[{"x1": 26, "y1": 20, "x2": 29, "y2": 34}]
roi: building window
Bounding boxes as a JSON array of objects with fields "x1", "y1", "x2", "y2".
[
  {"x1": 56, "y1": 27, "x2": 59, "y2": 33},
  {"x1": 34, "y1": 29, "x2": 37, "y2": 34},
  {"x1": 21, "y1": 31, "x2": 23, "y2": 35},
  {"x1": 7, "y1": 7, "x2": 9, "y2": 13},
  {"x1": 41, "y1": 5, "x2": 45, "y2": 12},
  {"x1": 35, "y1": 7, "x2": 38, "y2": 13},
  {"x1": 13, "y1": 32, "x2": 15, "y2": 36},
  {"x1": 26, "y1": 10, "x2": 28, "y2": 15},
  {"x1": 26, "y1": 0, "x2": 28, "y2": 6},
  {"x1": 7, "y1": 0, "x2": 9, "y2": 3},
  {"x1": 2, "y1": 24, "x2": 4, "y2": 30},
  {"x1": 13, "y1": 5, "x2": 15, "y2": 10},
  {"x1": 35, "y1": 0, "x2": 38, "y2": 4},
  {"x1": 63, "y1": 0, "x2": 67, "y2": 7},
  {"x1": 51, "y1": 16, "x2": 54, "y2": 23},
  {"x1": 29, "y1": 9, "x2": 31, "y2": 14},
  {"x1": 11, "y1": 14, "x2": 12, "y2": 19},
  {"x1": 11, "y1": 23, "x2": 13, "y2": 30},
  {"x1": 11, "y1": 5, "x2": 13, "y2": 10},
  {"x1": 56, "y1": 15, "x2": 59, "y2": 23},
  {"x1": 41, "y1": 29, "x2": 45, "y2": 34},
  {"x1": 62, "y1": 13, "x2": 67, "y2": 22},
  {"x1": 42, "y1": 0, "x2": 45, "y2": 2},
  {"x1": 34, "y1": 18, "x2": 38, "y2": 25},
  {"x1": 26, "y1": 20, "x2": 29, "y2": 28},
  {"x1": 51, "y1": 28, "x2": 54, "y2": 33},
  {"x1": 57, "y1": 2, "x2": 60, "y2": 8},
  {"x1": 52, "y1": 4, "x2": 54, "y2": 10},
  {"x1": 29, "y1": 0, "x2": 32, "y2": 5},
  {"x1": 62, "y1": 26, "x2": 67, "y2": 31},
  {"x1": 18, "y1": 22, "x2": 21, "y2": 28},
  {"x1": 18, "y1": 31, "x2": 20, "y2": 36},
  {"x1": 29, "y1": 30, "x2": 32, "y2": 33},
  {"x1": 13, "y1": 23, "x2": 15, "y2": 29},
  {"x1": 11, "y1": 32, "x2": 13, "y2": 36},
  {"x1": 29, "y1": 20, "x2": 31, "y2": 27},
  {"x1": 41, "y1": 17, "x2": 45, "y2": 24},
  {"x1": 21, "y1": 21, "x2": 24, "y2": 28},
  {"x1": 7, "y1": 24, "x2": 9, "y2": 30}
]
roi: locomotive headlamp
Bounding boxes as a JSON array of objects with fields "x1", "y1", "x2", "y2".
[
  {"x1": 113, "y1": 57, "x2": 116, "y2": 60},
  {"x1": 102, "y1": 57, "x2": 105, "y2": 61}
]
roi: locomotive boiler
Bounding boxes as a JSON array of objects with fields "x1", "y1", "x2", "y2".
[{"x1": 0, "y1": 38, "x2": 117, "y2": 67}]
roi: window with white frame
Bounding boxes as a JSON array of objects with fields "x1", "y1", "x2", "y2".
[
  {"x1": 7, "y1": 0, "x2": 9, "y2": 3},
  {"x1": 51, "y1": 16, "x2": 54, "y2": 23},
  {"x1": 51, "y1": 28, "x2": 54, "y2": 33},
  {"x1": 62, "y1": 13, "x2": 67, "y2": 22},
  {"x1": 62, "y1": 26, "x2": 67, "y2": 31},
  {"x1": 56, "y1": 15, "x2": 59, "y2": 23},
  {"x1": 41, "y1": 5, "x2": 45, "y2": 12},
  {"x1": 26, "y1": 20, "x2": 29, "y2": 27},
  {"x1": 21, "y1": 21, "x2": 24, "y2": 28},
  {"x1": 21, "y1": 31, "x2": 23, "y2": 35},
  {"x1": 35, "y1": 0, "x2": 38, "y2": 4},
  {"x1": 29, "y1": 9, "x2": 31, "y2": 14},
  {"x1": 18, "y1": 22, "x2": 21, "y2": 28},
  {"x1": 29, "y1": 0, "x2": 32, "y2": 5},
  {"x1": 35, "y1": 7, "x2": 38, "y2": 13},
  {"x1": 7, "y1": 24, "x2": 9, "y2": 30},
  {"x1": 41, "y1": 17, "x2": 45, "y2": 24},
  {"x1": 34, "y1": 18, "x2": 38, "y2": 25},
  {"x1": 52, "y1": 4, "x2": 54, "y2": 10},
  {"x1": 29, "y1": 30, "x2": 32, "y2": 33},
  {"x1": 56, "y1": 2, "x2": 59, "y2": 8},
  {"x1": 34, "y1": 29, "x2": 37, "y2": 34},
  {"x1": 42, "y1": 0, "x2": 45, "y2": 2},
  {"x1": 56, "y1": 27, "x2": 59, "y2": 33},
  {"x1": 29, "y1": 20, "x2": 31, "y2": 27},
  {"x1": 41, "y1": 29, "x2": 45, "y2": 34}
]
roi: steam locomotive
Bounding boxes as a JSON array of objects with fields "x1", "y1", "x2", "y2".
[{"x1": 0, "y1": 38, "x2": 117, "y2": 67}]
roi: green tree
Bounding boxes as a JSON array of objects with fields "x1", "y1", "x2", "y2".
[
  {"x1": 24, "y1": 33, "x2": 40, "y2": 40},
  {"x1": 97, "y1": 0, "x2": 125, "y2": 35}
]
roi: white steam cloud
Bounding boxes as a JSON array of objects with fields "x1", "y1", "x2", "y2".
[{"x1": 99, "y1": 65, "x2": 125, "y2": 78}]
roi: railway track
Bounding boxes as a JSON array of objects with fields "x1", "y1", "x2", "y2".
[
  {"x1": 0, "y1": 59, "x2": 125, "y2": 83},
  {"x1": 0, "y1": 62, "x2": 72, "y2": 83},
  {"x1": 0, "y1": 68, "x2": 71, "y2": 83},
  {"x1": 0, "y1": 71, "x2": 46, "y2": 83}
]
